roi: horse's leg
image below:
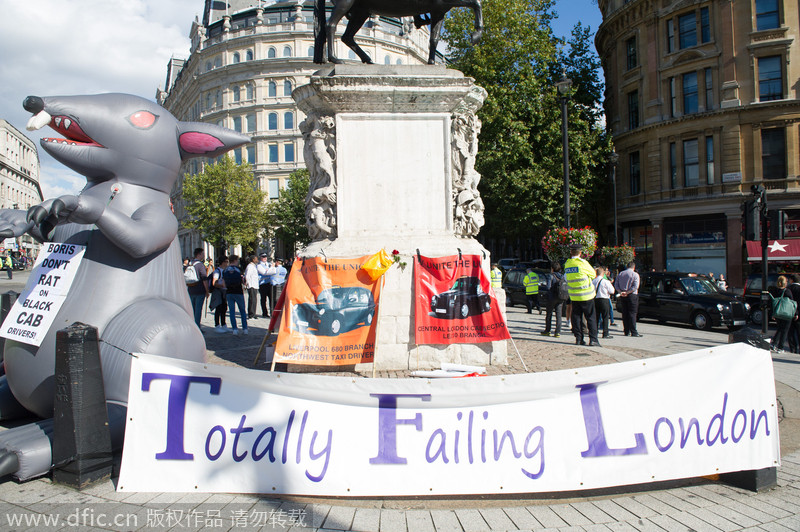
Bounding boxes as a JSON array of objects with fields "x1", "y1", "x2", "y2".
[
  {"x1": 342, "y1": 9, "x2": 372, "y2": 63},
  {"x1": 427, "y1": 12, "x2": 446, "y2": 65},
  {"x1": 444, "y1": 0, "x2": 483, "y2": 43},
  {"x1": 326, "y1": 0, "x2": 355, "y2": 64}
]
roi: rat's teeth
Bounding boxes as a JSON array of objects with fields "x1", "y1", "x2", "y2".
[{"x1": 26, "y1": 110, "x2": 52, "y2": 131}]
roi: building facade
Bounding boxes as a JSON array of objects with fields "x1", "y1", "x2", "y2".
[
  {"x1": 596, "y1": 0, "x2": 800, "y2": 288},
  {"x1": 0, "y1": 119, "x2": 43, "y2": 258},
  {"x1": 159, "y1": 0, "x2": 434, "y2": 260}
]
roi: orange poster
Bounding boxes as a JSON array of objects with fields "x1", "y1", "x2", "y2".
[{"x1": 273, "y1": 256, "x2": 381, "y2": 365}]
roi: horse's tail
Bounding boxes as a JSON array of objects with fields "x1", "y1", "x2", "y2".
[{"x1": 313, "y1": 0, "x2": 326, "y2": 63}]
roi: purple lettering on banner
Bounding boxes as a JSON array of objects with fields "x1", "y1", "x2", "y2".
[
  {"x1": 577, "y1": 382, "x2": 647, "y2": 458},
  {"x1": 141, "y1": 373, "x2": 222, "y2": 460},
  {"x1": 231, "y1": 415, "x2": 254, "y2": 462},
  {"x1": 296, "y1": 411, "x2": 308, "y2": 464},
  {"x1": 369, "y1": 394, "x2": 431, "y2": 464},
  {"x1": 732, "y1": 409, "x2": 747, "y2": 443},
  {"x1": 706, "y1": 393, "x2": 729, "y2": 446},
  {"x1": 679, "y1": 418, "x2": 704, "y2": 448},
  {"x1": 750, "y1": 409, "x2": 770, "y2": 439},
  {"x1": 205, "y1": 426, "x2": 226, "y2": 460},
  {"x1": 521, "y1": 426, "x2": 545, "y2": 479},
  {"x1": 306, "y1": 429, "x2": 333, "y2": 482},
  {"x1": 654, "y1": 418, "x2": 675, "y2": 452}
]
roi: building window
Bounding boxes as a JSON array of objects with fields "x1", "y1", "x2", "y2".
[
  {"x1": 683, "y1": 139, "x2": 699, "y2": 187},
  {"x1": 268, "y1": 81, "x2": 277, "y2": 97},
  {"x1": 284, "y1": 112, "x2": 294, "y2": 129},
  {"x1": 626, "y1": 36, "x2": 637, "y2": 70},
  {"x1": 233, "y1": 52, "x2": 241, "y2": 63},
  {"x1": 246, "y1": 84, "x2": 254, "y2": 100},
  {"x1": 284, "y1": 80, "x2": 292, "y2": 96},
  {"x1": 705, "y1": 136, "x2": 714, "y2": 184},
  {"x1": 669, "y1": 77, "x2": 677, "y2": 117},
  {"x1": 234, "y1": 148, "x2": 243, "y2": 165},
  {"x1": 678, "y1": 12, "x2": 697, "y2": 49},
  {"x1": 384, "y1": 55, "x2": 391, "y2": 65},
  {"x1": 762, "y1": 128, "x2": 786, "y2": 179},
  {"x1": 704, "y1": 68, "x2": 713, "y2": 110},
  {"x1": 233, "y1": 116, "x2": 242, "y2": 132},
  {"x1": 756, "y1": 0, "x2": 780, "y2": 31},
  {"x1": 283, "y1": 46, "x2": 292, "y2": 57},
  {"x1": 284, "y1": 143, "x2": 295, "y2": 162},
  {"x1": 670, "y1": 142, "x2": 677, "y2": 189},
  {"x1": 629, "y1": 152, "x2": 641, "y2": 196},
  {"x1": 246, "y1": 49, "x2": 254, "y2": 61},
  {"x1": 666, "y1": 19, "x2": 675, "y2": 53},
  {"x1": 683, "y1": 71, "x2": 698, "y2": 114},
  {"x1": 700, "y1": 7, "x2": 710, "y2": 43},
  {"x1": 396, "y1": 58, "x2": 402, "y2": 65},
  {"x1": 206, "y1": 93, "x2": 212, "y2": 109},
  {"x1": 232, "y1": 86, "x2": 240, "y2": 102},
  {"x1": 268, "y1": 47, "x2": 276, "y2": 59},
  {"x1": 268, "y1": 144, "x2": 278, "y2": 163},
  {"x1": 308, "y1": 46, "x2": 314, "y2": 57},
  {"x1": 215, "y1": 90, "x2": 222, "y2": 107},
  {"x1": 627, "y1": 90, "x2": 639, "y2": 130},
  {"x1": 758, "y1": 56, "x2": 782, "y2": 101},
  {"x1": 246, "y1": 114, "x2": 256, "y2": 132},
  {"x1": 247, "y1": 146, "x2": 255, "y2": 165},
  {"x1": 214, "y1": 56, "x2": 222, "y2": 68},
  {"x1": 268, "y1": 179, "x2": 280, "y2": 199},
  {"x1": 205, "y1": 61, "x2": 212, "y2": 72},
  {"x1": 268, "y1": 113, "x2": 278, "y2": 130}
]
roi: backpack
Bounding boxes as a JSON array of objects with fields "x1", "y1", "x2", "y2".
[
  {"x1": 222, "y1": 267, "x2": 242, "y2": 289},
  {"x1": 184, "y1": 262, "x2": 199, "y2": 285},
  {"x1": 555, "y1": 276, "x2": 570, "y2": 301}
]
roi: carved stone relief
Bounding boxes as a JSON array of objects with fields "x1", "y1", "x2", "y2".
[
  {"x1": 300, "y1": 113, "x2": 338, "y2": 241},
  {"x1": 451, "y1": 108, "x2": 485, "y2": 237}
]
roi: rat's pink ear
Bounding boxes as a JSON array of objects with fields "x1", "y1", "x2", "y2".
[{"x1": 177, "y1": 122, "x2": 250, "y2": 160}]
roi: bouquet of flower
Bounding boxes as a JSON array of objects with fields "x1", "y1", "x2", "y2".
[
  {"x1": 598, "y1": 244, "x2": 636, "y2": 268},
  {"x1": 541, "y1": 226, "x2": 598, "y2": 263}
]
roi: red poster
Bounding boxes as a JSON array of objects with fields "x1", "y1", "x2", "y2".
[
  {"x1": 414, "y1": 254, "x2": 510, "y2": 344},
  {"x1": 273, "y1": 256, "x2": 380, "y2": 365}
]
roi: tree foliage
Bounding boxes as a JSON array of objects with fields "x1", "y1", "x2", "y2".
[
  {"x1": 181, "y1": 157, "x2": 268, "y2": 252},
  {"x1": 444, "y1": 0, "x2": 612, "y2": 246},
  {"x1": 265, "y1": 169, "x2": 311, "y2": 254}
]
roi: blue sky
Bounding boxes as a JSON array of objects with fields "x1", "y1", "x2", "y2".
[{"x1": 0, "y1": 0, "x2": 605, "y2": 200}]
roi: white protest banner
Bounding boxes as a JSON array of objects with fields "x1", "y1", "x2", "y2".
[
  {"x1": 118, "y1": 343, "x2": 780, "y2": 495},
  {"x1": 0, "y1": 243, "x2": 85, "y2": 346}
]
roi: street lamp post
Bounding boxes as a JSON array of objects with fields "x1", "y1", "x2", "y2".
[
  {"x1": 608, "y1": 151, "x2": 619, "y2": 246},
  {"x1": 556, "y1": 72, "x2": 572, "y2": 228}
]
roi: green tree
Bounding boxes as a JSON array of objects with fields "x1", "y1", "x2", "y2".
[
  {"x1": 182, "y1": 157, "x2": 268, "y2": 254},
  {"x1": 265, "y1": 169, "x2": 310, "y2": 254},
  {"x1": 444, "y1": 0, "x2": 611, "y2": 246}
]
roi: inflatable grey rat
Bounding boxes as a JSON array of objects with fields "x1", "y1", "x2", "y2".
[{"x1": 0, "y1": 93, "x2": 249, "y2": 480}]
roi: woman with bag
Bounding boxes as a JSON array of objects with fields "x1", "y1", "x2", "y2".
[
  {"x1": 210, "y1": 256, "x2": 229, "y2": 333},
  {"x1": 772, "y1": 275, "x2": 794, "y2": 352}
]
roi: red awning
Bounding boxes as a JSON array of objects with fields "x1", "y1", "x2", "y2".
[{"x1": 746, "y1": 239, "x2": 800, "y2": 261}]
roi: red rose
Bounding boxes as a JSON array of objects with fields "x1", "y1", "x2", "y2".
[{"x1": 392, "y1": 249, "x2": 399, "y2": 255}]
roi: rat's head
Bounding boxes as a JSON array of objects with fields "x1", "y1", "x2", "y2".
[{"x1": 24, "y1": 93, "x2": 249, "y2": 193}]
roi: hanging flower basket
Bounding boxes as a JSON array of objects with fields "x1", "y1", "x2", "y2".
[
  {"x1": 598, "y1": 244, "x2": 636, "y2": 268},
  {"x1": 541, "y1": 227, "x2": 598, "y2": 264}
]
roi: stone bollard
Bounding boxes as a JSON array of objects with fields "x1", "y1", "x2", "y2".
[{"x1": 52, "y1": 322, "x2": 113, "y2": 488}]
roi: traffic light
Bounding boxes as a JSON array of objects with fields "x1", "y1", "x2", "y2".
[
  {"x1": 742, "y1": 199, "x2": 760, "y2": 241},
  {"x1": 769, "y1": 209, "x2": 788, "y2": 239}
]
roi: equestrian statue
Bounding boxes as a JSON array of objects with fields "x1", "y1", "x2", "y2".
[{"x1": 313, "y1": 0, "x2": 483, "y2": 65}]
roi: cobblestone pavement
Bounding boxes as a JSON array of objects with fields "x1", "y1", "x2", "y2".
[{"x1": 1, "y1": 287, "x2": 799, "y2": 531}]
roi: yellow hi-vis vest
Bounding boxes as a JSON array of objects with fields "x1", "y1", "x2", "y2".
[
  {"x1": 490, "y1": 268, "x2": 503, "y2": 288},
  {"x1": 523, "y1": 272, "x2": 539, "y2": 295},
  {"x1": 564, "y1": 257, "x2": 596, "y2": 301}
]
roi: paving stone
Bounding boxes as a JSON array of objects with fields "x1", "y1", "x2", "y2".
[
  {"x1": 648, "y1": 513, "x2": 704, "y2": 532},
  {"x1": 429, "y1": 509, "x2": 463, "y2": 532},
  {"x1": 322, "y1": 506, "x2": 355, "y2": 531},
  {"x1": 305, "y1": 504, "x2": 332, "y2": 528},
  {"x1": 454, "y1": 508, "x2": 489, "y2": 531},
  {"x1": 704, "y1": 503, "x2": 761, "y2": 528},
  {"x1": 525, "y1": 505, "x2": 567, "y2": 528},
  {"x1": 624, "y1": 495, "x2": 675, "y2": 518},
  {"x1": 648, "y1": 490, "x2": 703, "y2": 512},
  {"x1": 478, "y1": 508, "x2": 517, "y2": 530},
  {"x1": 378, "y1": 509, "x2": 406, "y2": 532},
  {"x1": 350, "y1": 507, "x2": 380, "y2": 532},
  {"x1": 549, "y1": 503, "x2": 592, "y2": 526},
  {"x1": 589, "y1": 500, "x2": 639, "y2": 522},
  {"x1": 625, "y1": 518, "x2": 669, "y2": 532},
  {"x1": 753, "y1": 521, "x2": 797, "y2": 531},
  {"x1": 602, "y1": 522, "x2": 641, "y2": 531},
  {"x1": 404, "y1": 509, "x2": 435, "y2": 532},
  {"x1": 570, "y1": 501, "x2": 614, "y2": 524},
  {"x1": 581, "y1": 524, "x2": 614, "y2": 531},
  {"x1": 502, "y1": 506, "x2": 541, "y2": 529},
  {"x1": 684, "y1": 507, "x2": 740, "y2": 531}
]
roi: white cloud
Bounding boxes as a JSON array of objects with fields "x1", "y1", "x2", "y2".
[{"x1": 0, "y1": 0, "x2": 198, "y2": 197}]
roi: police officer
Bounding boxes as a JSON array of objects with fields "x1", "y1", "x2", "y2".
[
  {"x1": 490, "y1": 263, "x2": 503, "y2": 290},
  {"x1": 523, "y1": 267, "x2": 541, "y2": 314},
  {"x1": 564, "y1": 243, "x2": 600, "y2": 346}
]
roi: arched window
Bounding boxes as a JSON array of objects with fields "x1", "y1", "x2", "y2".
[
  {"x1": 215, "y1": 90, "x2": 222, "y2": 107},
  {"x1": 307, "y1": 46, "x2": 314, "y2": 57},
  {"x1": 206, "y1": 93, "x2": 212, "y2": 109},
  {"x1": 268, "y1": 112, "x2": 278, "y2": 130},
  {"x1": 214, "y1": 56, "x2": 222, "y2": 68},
  {"x1": 246, "y1": 49, "x2": 253, "y2": 61},
  {"x1": 205, "y1": 61, "x2": 212, "y2": 72},
  {"x1": 232, "y1": 86, "x2": 240, "y2": 102},
  {"x1": 284, "y1": 80, "x2": 292, "y2": 96},
  {"x1": 396, "y1": 58, "x2": 402, "y2": 65},
  {"x1": 268, "y1": 81, "x2": 277, "y2": 97},
  {"x1": 348, "y1": 50, "x2": 357, "y2": 60},
  {"x1": 284, "y1": 111, "x2": 294, "y2": 129},
  {"x1": 384, "y1": 55, "x2": 391, "y2": 65},
  {"x1": 233, "y1": 52, "x2": 241, "y2": 63},
  {"x1": 246, "y1": 84, "x2": 254, "y2": 100},
  {"x1": 268, "y1": 47, "x2": 276, "y2": 58},
  {"x1": 283, "y1": 46, "x2": 292, "y2": 57}
]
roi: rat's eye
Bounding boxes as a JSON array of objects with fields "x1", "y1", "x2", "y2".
[{"x1": 128, "y1": 111, "x2": 158, "y2": 129}]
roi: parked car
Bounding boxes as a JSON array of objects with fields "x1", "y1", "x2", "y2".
[
  {"x1": 502, "y1": 268, "x2": 550, "y2": 307},
  {"x1": 291, "y1": 286, "x2": 375, "y2": 336},
  {"x1": 497, "y1": 258, "x2": 519, "y2": 273},
  {"x1": 628, "y1": 272, "x2": 750, "y2": 331},
  {"x1": 430, "y1": 276, "x2": 491, "y2": 319},
  {"x1": 743, "y1": 272, "x2": 798, "y2": 325}
]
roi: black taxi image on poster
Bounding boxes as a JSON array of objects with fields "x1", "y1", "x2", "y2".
[
  {"x1": 291, "y1": 286, "x2": 376, "y2": 336},
  {"x1": 430, "y1": 276, "x2": 492, "y2": 319}
]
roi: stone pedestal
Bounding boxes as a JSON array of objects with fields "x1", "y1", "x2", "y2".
[{"x1": 293, "y1": 65, "x2": 507, "y2": 370}]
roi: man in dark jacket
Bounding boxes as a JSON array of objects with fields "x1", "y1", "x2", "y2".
[
  {"x1": 186, "y1": 247, "x2": 209, "y2": 328},
  {"x1": 787, "y1": 274, "x2": 800, "y2": 353},
  {"x1": 540, "y1": 263, "x2": 566, "y2": 338}
]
